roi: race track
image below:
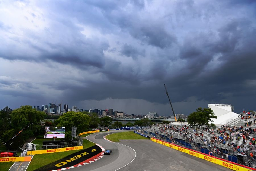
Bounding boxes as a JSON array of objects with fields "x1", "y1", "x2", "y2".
[
  {"x1": 119, "y1": 139, "x2": 230, "y2": 171},
  {"x1": 73, "y1": 131, "x2": 230, "y2": 171},
  {"x1": 72, "y1": 132, "x2": 136, "y2": 171}
]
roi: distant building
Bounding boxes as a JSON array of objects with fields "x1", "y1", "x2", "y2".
[
  {"x1": 176, "y1": 114, "x2": 186, "y2": 120},
  {"x1": 109, "y1": 109, "x2": 113, "y2": 116},
  {"x1": 72, "y1": 106, "x2": 78, "y2": 112},
  {"x1": 41, "y1": 105, "x2": 45, "y2": 111},
  {"x1": 64, "y1": 104, "x2": 68, "y2": 113},
  {"x1": 116, "y1": 112, "x2": 124, "y2": 118},
  {"x1": 36, "y1": 106, "x2": 40, "y2": 111},
  {"x1": 145, "y1": 112, "x2": 158, "y2": 119},
  {"x1": 102, "y1": 110, "x2": 107, "y2": 116},
  {"x1": 93, "y1": 109, "x2": 99, "y2": 114},
  {"x1": 57, "y1": 104, "x2": 61, "y2": 114},
  {"x1": 208, "y1": 104, "x2": 238, "y2": 125}
]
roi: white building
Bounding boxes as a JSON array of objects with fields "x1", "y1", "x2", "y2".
[
  {"x1": 145, "y1": 112, "x2": 158, "y2": 119},
  {"x1": 208, "y1": 104, "x2": 239, "y2": 126}
]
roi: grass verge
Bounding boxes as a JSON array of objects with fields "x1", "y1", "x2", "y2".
[
  {"x1": 26, "y1": 138, "x2": 95, "y2": 171},
  {"x1": 0, "y1": 162, "x2": 14, "y2": 171},
  {"x1": 0, "y1": 143, "x2": 14, "y2": 171},
  {"x1": 106, "y1": 131, "x2": 148, "y2": 142}
]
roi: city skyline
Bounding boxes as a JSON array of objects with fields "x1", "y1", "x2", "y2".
[{"x1": 0, "y1": 0, "x2": 256, "y2": 115}]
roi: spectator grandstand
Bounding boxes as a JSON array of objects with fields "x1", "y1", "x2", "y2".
[{"x1": 137, "y1": 111, "x2": 256, "y2": 168}]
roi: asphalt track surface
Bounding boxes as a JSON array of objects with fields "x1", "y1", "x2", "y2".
[
  {"x1": 72, "y1": 131, "x2": 135, "y2": 171},
  {"x1": 73, "y1": 131, "x2": 230, "y2": 171},
  {"x1": 118, "y1": 139, "x2": 230, "y2": 171}
]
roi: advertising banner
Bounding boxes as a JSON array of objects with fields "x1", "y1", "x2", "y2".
[
  {"x1": 27, "y1": 146, "x2": 83, "y2": 155},
  {"x1": 0, "y1": 156, "x2": 31, "y2": 162},
  {"x1": 150, "y1": 137, "x2": 254, "y2": 171},
  {"x1": 78, "y1": 130, "x2": 99, "y2": 136},
  {"x1": 34, "y1": 145, "x2": 102, "y2": 171}
]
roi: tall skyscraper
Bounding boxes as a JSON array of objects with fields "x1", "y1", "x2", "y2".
[
  {"x1": 64, "y1": 104, "x2": 68, "y2": 113},
  {"x1": 109, "y1": 109, "x2": 113, "y2": 116}
]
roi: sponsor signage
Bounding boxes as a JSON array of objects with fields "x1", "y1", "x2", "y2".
[
  {"x1": 0, "y1": 156, "x2": 31, "y2": 162},
  {"x1": 79, "y1": 130, "x2": 99, "y2": 136},
  {"x1": 27, "y1": 146, "x2": 83, "y2": 155},
  {"x1": 34, "y1": 145, "x2": 102, "y2": 171},
  {"x1": 150, "y1": 137, "x2": 254, "y2": 171}
]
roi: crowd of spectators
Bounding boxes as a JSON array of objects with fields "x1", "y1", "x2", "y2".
[{"x1": 139, "y1": 113, "x2": 256, "y2": 168}]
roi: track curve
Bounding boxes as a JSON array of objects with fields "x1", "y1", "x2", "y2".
[
  {"x1": 72, "y1": 131, "x2": 136, "y2": 171},
  {"x1": 118, "y1": 139, "x2": 230, "y2": 171}
]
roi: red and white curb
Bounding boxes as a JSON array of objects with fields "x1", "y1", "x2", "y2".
[
  {"x1": 103, "y1": 134, "x2": 137, "y2": 171},
  {"x1": 51, "y1": 144, "x2": 105, "y2": 171}
]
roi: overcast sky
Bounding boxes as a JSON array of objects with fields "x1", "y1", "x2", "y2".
[{"x1": 0, "y1": 0, "x2": 256, "y2": 116}]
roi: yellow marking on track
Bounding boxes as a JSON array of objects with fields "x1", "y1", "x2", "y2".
[{"x1": 16, "y1": 162, "x2": 23, "y2": 171}]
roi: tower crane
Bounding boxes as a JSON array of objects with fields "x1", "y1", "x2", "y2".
[{"x1": 164, "y1": 84, "x2": 177, "y2": 121}]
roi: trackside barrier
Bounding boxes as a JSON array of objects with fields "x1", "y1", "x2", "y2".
[
  {"x1": 28, "y1": 130, "x2": 99, "y2": 155},
  {"x1": 79, "y1": 130, "x2": 100, "y2": 136},
  {"x1": 0, "y1": 156, "x2": 31, "y2": 162},
  {"x1": 27, "y1": 146, "x2": 83, "y2": 155},
  {"x1": 150, "y1": 137, "x2": 255, "y2": 171}
]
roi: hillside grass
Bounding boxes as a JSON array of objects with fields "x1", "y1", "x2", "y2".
[
  {"x1": 0, "y1": 162, "x2": 14, "y2": 171},
  {"x1": 26, "y1": 138, "x2": 95, "y2": 171},
  {"x1": 106, "y1": 131, "x2": 148, "y2": 142}
]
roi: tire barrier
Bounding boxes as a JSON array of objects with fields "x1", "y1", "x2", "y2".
[
  {"x1": 34, "y1": 145, "x2": 102, "y2": 171},
  {"x1": 134, "y1": 131, "x2": 255, "y2": 171},
  {"x1": 0, "y1": 156, "x2": 31, "y2": 162},
  {"x1": 26, "y1": 146, "x2": 83, "y2": 155}
]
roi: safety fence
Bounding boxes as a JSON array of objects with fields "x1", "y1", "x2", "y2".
[
  {"x1": 0, "y1": 156, "x2": 31, "y2": 162},
  {"x1": 134, "y1": 131, "x2": 255, "y2": 171}
]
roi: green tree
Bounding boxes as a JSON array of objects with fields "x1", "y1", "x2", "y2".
[
  {"x1": 162, "y1": 121, "x2": 170, "y2": 124},
  {"x1": 187, "y1": 107, "x2": 216, "y2": 126},
  {"x1": 177, "y1": 118, "x2": 185, "y2": 122},
  {"x1": 11, "y1": 105, "x2": 46, "y2": 133},
  {"x1": 134, "y1": 118, "x2": 152, "y2": 127},
  {"x1": 0, "y1": 106, "x2": 12, "y2": 142},
  {"x1": 125, "y1": 122, "x2": 134, "y2": 127},
  {"x1": 56, "y1": 111, "x2": 90, "y2": 137},
  {"x1": 6, "y1": 105, "x2": 46, "y2": 150},
  {"x1": 87, "y1": 112, "x2": 100, "y2": 129},
  {"x1": 112, "y1": 121, "x2": 123, "y2": 128},
  {"x1": 99, "y1": 116, "x2": 113, "y2": 127}
]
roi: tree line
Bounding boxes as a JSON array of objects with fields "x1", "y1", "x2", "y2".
[
  {"x1": 0, "y1": 105, "x2": 154, "y2": 151},
  {"x1": 0, "y1": 105, "x2": 216, "y2": 151}
]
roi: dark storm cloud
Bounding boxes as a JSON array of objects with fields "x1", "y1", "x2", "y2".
[
  {"x1": 118, "y1": 20, "x2": 177, "y2": 48},
  {"x1": 120, "y1": 44, "x2": 145, "y2": 59},
  {"x1": 1, "y1": 0, "x2": 256, "y2": 114}
]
